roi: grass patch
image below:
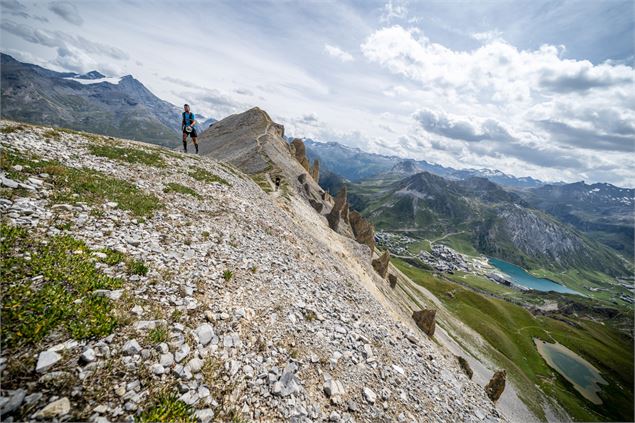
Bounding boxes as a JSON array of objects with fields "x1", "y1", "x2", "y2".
[
  {"x1": 88, "y1": 144, "x2": 166, "y2": 168},
  {"x1": 0, "y1": 124, "x2": 26, "y2": 134},
  {"x1": 189, "y1": 167, "x2": 230, "y2": 186},
  {"x1": 1, "y1": 149, "x2": 162, "y2": 217},
  {"x1": 250, "y1": 173, "x2": 272, "y2": 193},
  {"x1": 163, "y1": 182, "x2": 200, "y2": 198},
  {"x1": 138, "y1": 392, "x2": 195, "y2": 423},
  {"x1": 147, "y1": 325, "x2": 168, "y2": 344},
  {"x1": 43, "y1": 129, "x2": 61, "y2": 140},
  {"x1": 126, "y1": 259, "x2": 149, "y2": 276},
  {"x1": 99, "y1": 248, "x2": 125, "y2": 265},
  {"x1": 222, "y1": 269, "x2": 234, "y2": 281},
  {"x1": 1, "y1": 224, "x2": 123, "y2": 348}
]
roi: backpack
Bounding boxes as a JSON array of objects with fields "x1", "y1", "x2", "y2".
[{"x1": 182, "y1": 112, "x2": 194, "y2": 128}]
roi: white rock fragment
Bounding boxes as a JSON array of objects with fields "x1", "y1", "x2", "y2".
[
  {"x1": 323, "y1": 379, "x2": 346, "y2": 398},
  {"x1": 80, "y1": 348, "x2": 96, "y2": 364},
  {"x1": 36, "y1": 350, "x2": 61, "y2": 373},
  {"x1": 196, "y1": 324, "x2": 214, "y2": 346},
  {"x1": 363, "y1": 387, "x2": 377, "y2": 404},
  {"x1": 122, "y1": 340, "x2": 142, "y2": 355}
]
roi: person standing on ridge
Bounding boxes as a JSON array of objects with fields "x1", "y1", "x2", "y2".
[{"x1": 181, "y1": 104, "x2": 198, "y2": 153}]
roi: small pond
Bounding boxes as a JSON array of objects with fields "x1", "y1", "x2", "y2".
[{"x1": 534, "y1": 339, "x2": 608, "y2": 404}]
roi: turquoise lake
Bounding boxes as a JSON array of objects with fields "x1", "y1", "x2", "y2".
[{"x1": 489, "y1": 257, "x2": 580, "y2": 295}]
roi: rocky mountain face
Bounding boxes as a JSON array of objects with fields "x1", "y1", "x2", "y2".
[
  {"x1": 352, "y1": 171, "x2": 628, "y2": 274},
  {"x1": 0, "y1": 120, "x2": 504, "y2": 422},
  {"x1": 0, "y1": 54, "x2": 183, "y2": 147},
  {"x1": 199, "y1": 108, "x2": 375, "y2": 249},
  {"x1": 520, "y1": 182, "x2": 635, "y2": 258}
]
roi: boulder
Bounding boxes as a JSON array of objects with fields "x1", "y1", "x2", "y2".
[
  {"x1": 371, "y1": 251, "x2": 390, "y2": 279},
  {"x1": 297, "y1": 173, "x2": 307, "y2": 184},
  {"x1": 290, "y1": 139, "x2": 310, "y2": 171},
  {"x1": 412, "y1": 309, "x2": 436, "y2": 337},
  {"x1": 34, "y1": 397, "x2": 70, "y2": 419},
  {"x1": 310, "y1": 159, "x2": 320, "y2": 181},
  {"x1": 349, "y1": 211, "x2": 375, "y2": 253},
  {"x1": 484, "y1": 370, "x2": 506, "y2": 402},
  {"x1": 456, "y1": 356, "x2": 473, "y2": 379},
  {"x1": 388, "y1": 273, "x2": 397, "y2": 288},
  {"x1": 326, "y1": 187, "x2": 347, "y2": 231}
]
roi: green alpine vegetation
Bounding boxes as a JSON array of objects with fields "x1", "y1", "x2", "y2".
[
  {"x1": 188, "y1": 166, "x2": 230, "y2": 186},
  {"x1": 1, "y1": 224, "x2": 123, "y2": 348},
  {"x1": 88, "y1": 143, "x2": 167, "y2": 168},
  {"x1": 393, "y1": 258, "x2": 634, "y2": 422},
  {"x1": 163, "y1": 182, "x2": 201, "y2": 198},
  {"x1": 1, "y1": 149, "x2": 162, "y2": 217}
]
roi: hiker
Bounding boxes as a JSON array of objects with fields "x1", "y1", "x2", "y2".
[
  {"x1": 182, "y1": 104, "x2": 198, "y2": 153},
  {"x1": 274, "y1": 176, "x2": 281, "y2": 191}
]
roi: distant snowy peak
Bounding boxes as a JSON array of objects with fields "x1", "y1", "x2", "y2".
[{"x1": 64, "y1": 75, "x2": 123, "y2": 85}]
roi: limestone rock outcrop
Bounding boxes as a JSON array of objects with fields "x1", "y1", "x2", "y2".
[
  {"x1": 412, "y1": 309, "x2": 436, "y2": 337},
  {"x1": 388, "y1": 273, "x2": 397, "y2": 288},
  {"x1": 326, "y1": 187, "x2": 348, "y2": 231},
  {"x1": 349, "y1": 211, "x2": 375, "y2": 253},
  {"x1": 485, "y1": 370, "x2": 506, "y2": 402},
  {"x1": 371, "y1": 251, "x2": 390, "y2": 278},
  {"x1": 310, "y1": 159, "x2": 320, "y2": 182},
  {"x1": 290, "y1": 139, "x2": 310, "y2": 172}
]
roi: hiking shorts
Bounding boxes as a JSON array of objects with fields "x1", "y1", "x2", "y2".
[{"x1": 183, "y1": 128, "x2": 198, "y2": 138}]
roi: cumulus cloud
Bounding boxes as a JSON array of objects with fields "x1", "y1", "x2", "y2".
[
  {"x1": 536, "y1": 119, "x2": 634, "y2": 152},
  {"x1": 49, "y1": 1, "x2": 83, "y2": 26},
  {"x1": 361, "y1": 23, "x2": 635, "y2": 173},
  {"x1": 324, "y1": 44, "x2": 354, "y2": 62},
  {"x1": 413, "y1": 109, "x2": 515, "y2": 142},
  {"x1": 54, "y1": 45, "x2": 96, "y2": 72},
  {"x1": 539, "y1": 63, "x2": 632, "y2": 93},
  {"x1": 361, "y1": 25, "x2": 633, "y2": 99}
]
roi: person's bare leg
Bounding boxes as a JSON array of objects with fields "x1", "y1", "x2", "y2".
[
  {"x1": 192, "y1": 137, "x2": 199, "y2": 154},
  {"x1": 182, "y1": 133, "x2": 188, "y2": 152}
]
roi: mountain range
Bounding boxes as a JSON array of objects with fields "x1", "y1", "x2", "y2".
[
  {"x1": 0, "y1": 53, "x2": 214, "y2": 148},
  {"x1": 347, "y1": 170, "x2": 629, "y2": 275},
  {"x1": 303, "y1": 139, "x2": 547, "y2": 189},
  {"x1": 1, "y1": 53, "x2": 632, "y2": 270}
]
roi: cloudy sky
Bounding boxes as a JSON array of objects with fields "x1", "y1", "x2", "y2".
[{"x1": 1, "y1": 0, "x2": 634, "y2": 186}]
